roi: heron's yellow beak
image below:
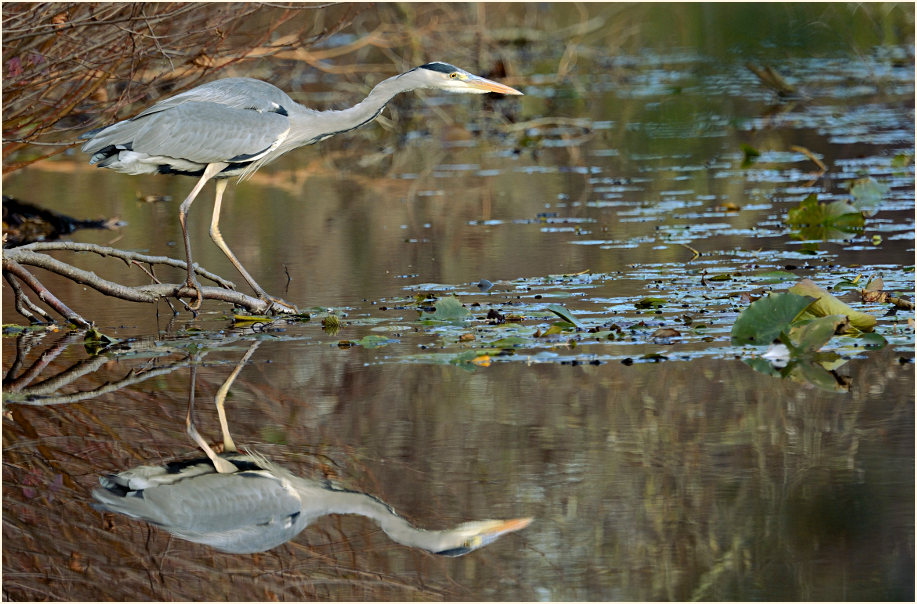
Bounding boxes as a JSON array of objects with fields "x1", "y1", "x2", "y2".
[{"x1": 465, "y1": 75, "x2": 524, "y2": 95}]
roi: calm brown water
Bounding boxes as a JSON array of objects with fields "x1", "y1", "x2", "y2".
[{"x1": 3, "y1": 4, "x2": 914, "y2": 601}]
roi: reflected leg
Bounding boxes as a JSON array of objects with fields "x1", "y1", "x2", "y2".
[
  {"x1": 186, "y1": 361, "x2": 237, "y2": 474},
  {"x1": 213, "y1": 340, "x2": 260, "y2": 453}
]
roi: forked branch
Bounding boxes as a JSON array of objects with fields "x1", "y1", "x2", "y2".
[{"x1": 2, "y1": 242, "x2": 289, "y2": 324}]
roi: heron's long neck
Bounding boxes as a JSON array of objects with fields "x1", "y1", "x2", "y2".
[
  {"x1": 315, "y1": 487, "x2": 450, "y2": 552},
  {"x1": 307, "y1": 73, "x2": 416, "y2": 140}
]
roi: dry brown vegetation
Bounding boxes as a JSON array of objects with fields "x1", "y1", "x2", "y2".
[
  {"x1": 2, "y1": 3, "x2": 365, "y2": 172},
  {"x1": 2, "y1": 2, "x2": 534, "y2": 174}
]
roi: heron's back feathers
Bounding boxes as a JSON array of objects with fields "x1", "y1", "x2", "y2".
[{"x1": 92, "y1": 456, "x2": 309, "y2": 553}]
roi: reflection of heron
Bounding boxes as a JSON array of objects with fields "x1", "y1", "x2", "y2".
[
  {"x1": 81, "y1": 64, "x2": 523, "y2": 312},
  {"x1": 92, "y1": 342, "x2": 532, "y2": 555}
]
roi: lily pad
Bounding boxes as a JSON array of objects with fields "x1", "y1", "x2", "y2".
[
  {"x1": 785, "y1": 193, "x2": 865, "y2": 234},
  {"x1": 353, "y1": 335, "x2": 395, "y2": 349},
  {"x1": 635, "y1": 297, "x2": 667, "y2": 309},
  {"x1": 425, "y1": 296, "x2": 470, "y2": 321},
  {"x1": 730, "y1": 292, "x2": 814, "y2": 345},
  {"x1": 786, "y1": 315, "x2": 847, "y2": 353}
]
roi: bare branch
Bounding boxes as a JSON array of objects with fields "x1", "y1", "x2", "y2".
[
  {"x1": 2, "y1": 257, "x2": 91, "y2": 327},
  {"x1": 2, "y1": 243, "x2": 300, "y2": 321}
]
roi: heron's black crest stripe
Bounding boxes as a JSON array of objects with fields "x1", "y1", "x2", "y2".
[{"x1": 419, "y1": 62, "x2": 460, "y2": 74}]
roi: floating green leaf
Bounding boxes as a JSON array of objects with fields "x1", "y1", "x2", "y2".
[
  {"x1": 786, "y1": 315, "x2": 847, "y2": 353},
  {"x1": 84, "y1": 327, "x2": 119, "y2": 354},
  {"x1": 891, "y1": 153, "x2": 914, "y2": 169},
  {"x1": 740, "y1": 144, "x2": 760, "y2": 169},
  {"x1": 426, "y1": 296, "x2": 470, "y2": 321},
  {"x1": 635, "y1": 297, "x2": 666, "y2": 309},
  {"x1": 859, "y1": 331, "x2": 888, "y2": 349},
  {"x1": 354, "y1": 335, "x2": 394, "y2": 349},
  {"x1": 730, "y1": 292, "x2": 814, "y2": 345},
  {"x1": 546, "y1": 304, "x2": 579, "y2": 327},
  {"x1": 490, "y1": 336, "x2": 528, "y2": 349}
]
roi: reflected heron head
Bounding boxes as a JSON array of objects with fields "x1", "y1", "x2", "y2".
[{"x1": 433, "y1": 517, "x2": 534, "y2": 556}]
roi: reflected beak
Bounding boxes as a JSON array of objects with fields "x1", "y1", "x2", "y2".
[
  {"x1": 465, "y1": 75, "x2": 524, "y2": 95},
  {"x1": 484, "y1": 517, "x2": 534, "y2": 538}
]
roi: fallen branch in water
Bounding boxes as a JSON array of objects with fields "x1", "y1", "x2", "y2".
[{"x1": 2, "y1": 241, "x2": 293, "y2": 325}]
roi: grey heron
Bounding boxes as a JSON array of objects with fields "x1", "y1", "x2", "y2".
[
  {"x1": 80, "y1": 63, "x2": 524, "y2": 313},
  {"x1": 92, "y1": 342, "x2": 533, "y2": 555}
]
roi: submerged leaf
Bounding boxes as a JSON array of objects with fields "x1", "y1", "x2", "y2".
[{"x1": 849, "y1": 177, "x2": 889, "y2": 216}]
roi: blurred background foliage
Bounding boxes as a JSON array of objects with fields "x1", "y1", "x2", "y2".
[{"x1": 3, "y1": 2, "x2": 913, "y2": 172}]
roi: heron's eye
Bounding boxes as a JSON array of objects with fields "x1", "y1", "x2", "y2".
[{"x1": 449, "y1": 72, "x2": 460, "y2": 79}]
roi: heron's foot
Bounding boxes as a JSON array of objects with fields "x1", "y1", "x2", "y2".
[{"x1": 180, "y1": 274, "x2": 204, "y2": 311}]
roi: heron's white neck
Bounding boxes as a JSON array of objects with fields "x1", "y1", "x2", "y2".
[
  {"x1": 300, "y1": 484, "x2": 453, "y2": 552},
  {"x1": 286, "y1": 73, "x2": 421, "y2": 149}
]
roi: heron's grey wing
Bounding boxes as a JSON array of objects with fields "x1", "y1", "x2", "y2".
[
  {"x1": 83, "y1": 102, "x2": 290, "y2": 165},
  {"x1": 93, "y1": 470, "x2": 307, "y2": 553},
  {"x1": 133, "y1": 77, "x2": 298, "y2": 119}
]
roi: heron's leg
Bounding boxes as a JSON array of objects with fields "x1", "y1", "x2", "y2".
[
  {"x1": 178, "y1": 163, "x2": 227, "y2": 310},
  {"x1": 209, "y1": 179, "x2": 298, "y2": 313},
  {"x1": 186, "y1": 362, "x2": 236, "y2": 474},
  {"x1": 213, "y1": 340, "x2": 260, "y2": 453}
]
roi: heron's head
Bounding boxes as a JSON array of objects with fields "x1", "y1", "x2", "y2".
[
  {"x1": 432, "y1": 517, "x2": 533, "y2": 556},
  {"x1": 406, "y1": 62, "x2": 523, "y2": 96}
]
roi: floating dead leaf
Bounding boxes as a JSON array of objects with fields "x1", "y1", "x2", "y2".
[
  {"x1": 651, "y1": 327, "x2": 681, "y2": 339},
  {"x1": 471, "y1": 355, "x2": 492, "y2": 367},
  {"x1": 788, "y1": 278, "x2": 876, "y2": 332},
  {"x1": 459, "y1": 333, "x2": 476, "y2": 342}
]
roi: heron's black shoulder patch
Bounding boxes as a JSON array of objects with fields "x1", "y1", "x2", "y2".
[{"x1": 419, "y1": 62, "x2": 460, "y2": 74}]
